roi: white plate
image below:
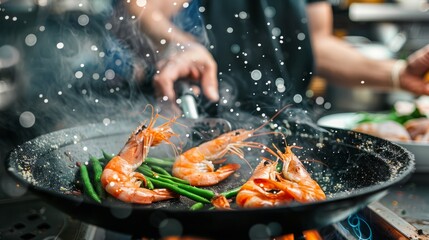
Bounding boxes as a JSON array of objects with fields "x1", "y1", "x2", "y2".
[
  {"x1": 318, "y1": 112, "x2": 428, "y2": 172},
  {"x1": 317, "y1": 112, "x2": 363, "y2": 130}
]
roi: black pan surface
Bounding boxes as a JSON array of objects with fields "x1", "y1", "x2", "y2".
[{"x1": 5, "y1": 117, "x2": 415, "y2": 239}]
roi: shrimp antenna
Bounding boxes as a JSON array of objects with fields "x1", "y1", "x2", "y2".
[{"x1": 252, "y1": 104, "x2": 292, "y2": 133}]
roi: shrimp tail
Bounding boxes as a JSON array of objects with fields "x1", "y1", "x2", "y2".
[
  {"x1": 104, "y1": 182, "x2": 178, "y2": 204},
  {"x1": 211, "y1": 195, "x2": 232, "y2": 209}
]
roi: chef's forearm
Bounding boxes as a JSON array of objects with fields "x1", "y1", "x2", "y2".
[{"x1": 312, "y1": 35, "x2": 396, "y2": 90}]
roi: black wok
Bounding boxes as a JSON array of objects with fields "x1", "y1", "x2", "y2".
[{"x1": 5, "y1": 117, "x2": 415, "y2": 239}]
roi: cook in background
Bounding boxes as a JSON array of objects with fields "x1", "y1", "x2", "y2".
[{"x1": 136, "y1": 0, "x2": 429, "y2": 120}]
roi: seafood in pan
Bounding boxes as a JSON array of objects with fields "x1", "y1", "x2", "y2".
[
  {"x1": 81, "y1": 104, "x2": 327, "y2": 211},
  {"x1": 100, "y1": 106, "x2": 180, "y2": 204},
  {"x1": 237, "y1": 145, "x2": 326, "y2": 208},
  {"x1": 171, "y1": 106, "x2": 288, "y2": 187}
]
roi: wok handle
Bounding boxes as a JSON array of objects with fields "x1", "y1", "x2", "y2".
[{"x1": 175, "y1": 81, "x2": 199, "y2": 119}]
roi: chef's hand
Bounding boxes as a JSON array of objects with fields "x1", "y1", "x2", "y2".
[
  {"x1": 153, "y1": 43, "x2": 219, "y2": 102},
  {"x1": 400, "y1": 44, "x2": 429, "y2": 95}
]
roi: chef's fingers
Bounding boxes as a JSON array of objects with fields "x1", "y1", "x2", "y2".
[
  {"x1": 407, "y1": 44, "x2": 429, "y2": 77},
  {"x1": 401, "y1": 72, "x2": 429, "y2": 96},
  {"x1": 199, "y1": 59, "x2": 219, "y2": 102},
  {"x1": 154, "y1": 59, "x2": 190, "y2": 101}
]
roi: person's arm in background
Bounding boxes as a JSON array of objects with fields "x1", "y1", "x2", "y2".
[
  {"x1": 125, "y1": 0, "x2": 219, "y2": 102},
  {"x1": 307, "y1": 2, "x2": 429, "y2": 95}
]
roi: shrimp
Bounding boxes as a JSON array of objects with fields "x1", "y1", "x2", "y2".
[
  {"x1": 236, "y1": 159, "x2": 294, "y2": 208},
  {"x1": 254, "y1": 145, "x2": 326, "y2": 203},
  {"x1": 237, "y1": 145, "x2": 326, "y2": 207},
  {"x1": 172, "y1": 105, "x2": 291, "y2": 187},
  {"x1": 101, "y1": 106, "x2": 180, "y2": 204},
  {"x1": 211, "y1": 195, "x2": 232, "y2": 210}
]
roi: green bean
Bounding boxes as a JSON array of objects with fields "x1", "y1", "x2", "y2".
[
  {"x1": 147, "y1": 176, "x2": 210, "y2": 204},
  {"x1": 177, "y1": 184, "x2": 215, "y2": 200},
  {"x1": 190, "y1": 202, "x2": 204, "y2": 211},
  {"x1": 137, "y1": 166, "x2": 190, "y2": 185},
  {"x1": 140, "y1": 164, "x2": 152, "y2": 172},
  {"x1": 137, "y1": 166, "x2": 155, "y2": 177},
  {"x1": 102, "y1": 150, "x2": 114, "y2": 161},
  {"x1": 150, "y1": 165, "x2": 172, "y2": 176},
  {"x1": 89, "y1": 156, "x2": 105, "y2": 199},
  {"x1": 148, "y1": 174, "x2": 214, "y2": 200},
  {"x1": 79, "y1": 163, "x2": 101, "y2": 203},
  {"x1": 145, "y1": 157, "x2": 174, "y2": 168},
  {"x1": 221, "y1": 186, "x2": 242, "y2": 199},
  {"x1": 158, "y1": 174, "x2": 190, "y2": 185},
  {"x1": 145, "y1": 177, "x2": 154, "y2": 190}
]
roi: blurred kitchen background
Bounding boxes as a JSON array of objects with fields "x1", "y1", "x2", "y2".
[
  {"x1": 310, "y1": 0, "x2": 429, "y2": 112},
  {"x1": 2, "y1": 0, "x2": 427, "y2": 135},
  {"x1": 1, "y1": 0, "x2": 429, "y2": 128}
]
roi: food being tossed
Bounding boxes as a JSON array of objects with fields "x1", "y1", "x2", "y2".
[
  {"x1": 352, "y1": 96, "x2": 429, "y2": 143},
  {"x1": 77, "y1": 105, "x2": 327, "y2": 213}
]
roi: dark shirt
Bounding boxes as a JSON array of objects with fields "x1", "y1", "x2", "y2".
[{"x1": 201, "y1": 0, "x2": 325, "y2": 113}]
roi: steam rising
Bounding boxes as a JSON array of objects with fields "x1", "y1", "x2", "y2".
[{"x1": 0, "y1": 1, "x2": 210, "y2": 150}]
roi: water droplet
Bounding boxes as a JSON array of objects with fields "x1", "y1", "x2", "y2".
[
  {"x1": 251, "y1": 70, "x2": 262, "y2": 81},
  {"x1": 75, "y1": 71, "x2": 83, "y2": 79},
  {"x1": 183, "y1": 2, "x2": 189, "y2": 8},
  {"x1": 92, "y1": 73, "x2": 100, "y2": 80},
  {"x1": 297, "y1": 32, "x2": 306, "y2": 41},
  {"x1": 102, "y1": 118, "x2": 111, "y2": 126},
  {"x1": 56, "y1": 42, "x2": 64, "y2": 49},
  {"x1": 264, "y1": 6, "x2": 276, "y2": 18},
  {"x1": 315, "y1": 96, "x2": 324, "y2": 105},
  {"x1": 272, "y1": 27, "x2": 281, "y2": 36},
  {"x1": 230, "y1": 44, "x2": 240, "y2": 54},
  {"x1": 19, "y1": 111, "x2": 35, "y2": 128},
  {"x1": 293, "y1": 94, "x2": 303, "y2": 103},
  {"x1": 162, "y1": 96, "x2": 168, "y2": 101},
  {"x1": 105, "y1": 69, "x2": 115, "y2": 80},
  {"x1": 324, "y1": 102, "x2": 332, "y2": 110},
  {"x1": 77, "y1": 14, "x2": 89, "y2": 26},
  {"x1": 206, "y1": 24, "x2": 212, "y2": 30},
  {"x1": 239, "y1": 11, "x2": 248, "y2": 19},
  {"x1": 25, "y1": 34, "x2": 37, "y2": 46},
  {"x1": 199, "y1": 6, "x2": 206, "y2": 12},
  {"x1": 136, "y1": 0, "x2": 147, "y2": 7},
  {"x1": 105, "y1": 23, "x2": 112, "y2": 30},
  {"x1": 227, "y1": 27, "x2": 233, "y2": 33}
]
